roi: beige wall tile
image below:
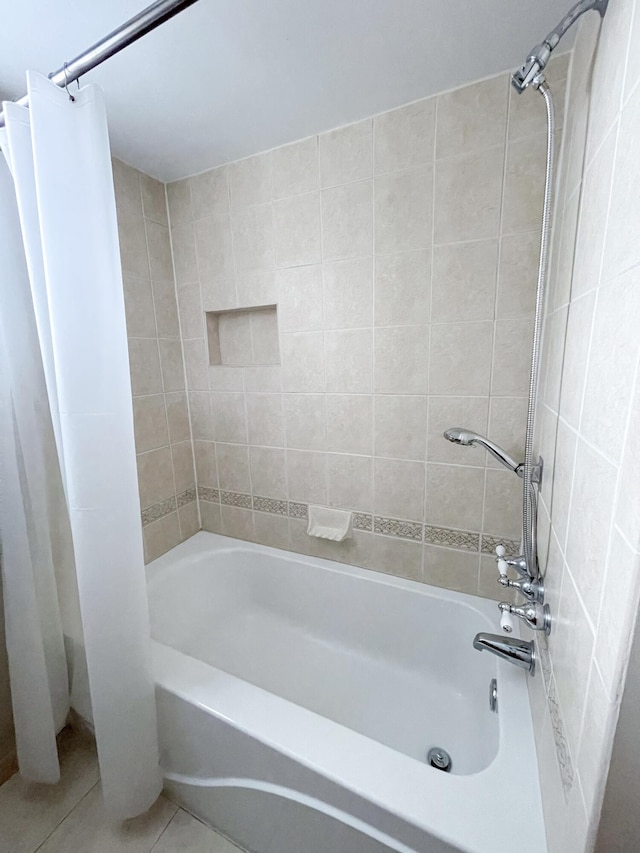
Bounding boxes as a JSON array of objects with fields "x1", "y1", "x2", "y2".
[
  {"x1": 253, "y1": 512, "x2": 291, "y2": 550},
  {"x1": 423, "y1": 545, "x2": 479, "y2": 594},
  {"x1": 326, "y1": 394, "x2": 372, "y2": 455},
  {"x1": 286, "y1": 450, "x2": 327, "y2": 504},
  {"x1": 324, "y1": 329, "x2": 373, "y2": 393},
  {"x1": 482, "y1": 468, "x2": 521, "y2": 540},
  {"x1": 487, "y1": 397, "x2": 527, "y2": 469},
  {"x1": 508, "y1": 53, "x2": 569, "y2": 142},
  {"x1": 491, "y1": 319, "x2": 534, "y2": 397},
  {"x1": 171, "y1": 440, "x2": 196, "y2": 493},
  {"x1": 374, "y1": 395, "x2": 427, "y2": 460},
  {"x1": 183, "y1": 339, "x2": 211, "y2": 390},
  {"x1": 166, "y1": 179, "x2": 192, "y2": 226},
  {"x1": 374, "y1": 98, "x2": 435, "y2": 174},
  {"x1": 152, "y1": 278, "x2": 181, "y2": 339},
  {"x1": 159, "y1": 339, "x2": 187, "y2": 392},
  {"x1": 434, "y1": 146, "x2": 503, "y2": 243},
  {"x1": 429, "y1": 321, "x2": 493, "y2": 396},
  {"x1": 323, "y1": 257, "x2": 373, "y2": 329},
  {"x1": 496, "y1": 231, "x2": 539, "y2": 319},
  {"x1": 194, "y1": 440, "x2": 217, "y2": 488},
  {"x1": 374, "y1": 250, "x2": 430, "y2": 326},
  {"x1": 502, "y1": 134, "x2": 547, "y2": 234},
  {"x1": 200, "y1": 500, "x2": 222, "y2": 533},
  {"x1": 123, "y1": 273, "x2": 156, "y2": 338},
  {"x1": 216, "y1": 443, "x2": 250, "y2": 493},
  {"x1": 436, "y1": 74, "x2": 508, "y2": 159},
  {"x1": 195, "y1": 214, "x2": 234, "y2": 280},
  {"x1": 273, "y1": 192, "x2": 321, "y2": 267},
  {"x1": 189, "y1": 166, "x2": 229, "y2": 221},
  {"x1": 284, "y1": 394, "x2": 326, "y2": 450},
  {"x1": 425, "y1": 463, "x2": 484, "y2": 531},
  {"x1": 235, "y1": 270, "x2": 276, "y2": 307},
  {"x1": 280, "y1": 332, "x2": 324, "y2": 392},
  {"x1": 432, "y1": 240, "x2": 498, "y2": 323},
  {"x1": 250, "y1": 446, "x2": 287, "y2": 498},
  {"x1": 277, "y1": 265, "x2": 323, "y2": 332},
  {"x1": 170, "y1": 223, "x2": 198, "y2": 284},
  {"x1": 218, "y1": 312, "x2": 252, "y2": 365},
  {"x1": 165, "y1": 391, "x2": 191, "y2": 443},
  {"x1": 327, "y1": 453, "x2": 373, "y2": 512},
  {"x1": 141, "y1": 174, "x2": 168, "y2": 225},
  {"x1": 129, "y1": 338, "x2": 163, "y2": 396},
  {"x1": 249, "y1": 307, "x2": 279, "y2": 366},
  {"x1": 189, "y1": 392, "x2": 213, "y2": 441},
  {"x1": 374, "y1": 325, "x2": 429, "y2": 394},
  {"x1": 143, "y1": 512, "x2": 181, "y2": 563},
  {"x1": 369, "y1": 535, "x2": 422, "y2": 581},
  {"x1": 271, "y1": 137, "x2": 319, "y2": 199},
  {"x1": 176, "y1": 284, "x2": 204, "y2": 340},
  {"x1": 374, "y1": 167, "x2": 433, "y2": 254},
  {"x1": 246, "y1": 393, "x2": 284, "y2": 447},
  {"x1": 321, "y1": 180, "x2": 373, "y2": 260},
  {"x1": 374, "y1": 457, "x2": 425, "y2": 521},
  {"x1": 231, "y1": 205, "x2": 275, "y2": 272},
  {"x1": 320, "y1": 120, "x2": 372, "y2": 188},
  {"x1": 137, "y1": 446, "x2": 175, "y2": 508},
  {"x1": 178, "y1": 502, "x2": 200, "y2": 540},
  {"x1": 220, "y1": 505, "x2": 255, "y2": 540},
  {"x1": 118, "y1": 214, "x2": 150, "y2": 278},
  {"x1": 145, "y1": 221, "x2": 174, "y2": 281},
  {"x1": 211, "y1": 392, "x2": 248, "y2": 443},
  {"x1": 228, "y1": 153, "x2": 272, "y2": 209},
  {"x1": 133, "y1": 395, "x2": 169, "y2": 453}
]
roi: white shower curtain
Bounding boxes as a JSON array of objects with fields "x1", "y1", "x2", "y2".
[{"x1": 0, "y1": 72, "x2": 161, "y2": 818}]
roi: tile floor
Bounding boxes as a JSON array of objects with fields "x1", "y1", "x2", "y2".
[{"x1": 0, "y1": 728, "x2": 243, "y2": 853}]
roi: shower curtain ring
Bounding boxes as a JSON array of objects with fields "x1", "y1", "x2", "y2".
[{"x1": 63, "y1": 63, "x2": 76, "y2": 103}]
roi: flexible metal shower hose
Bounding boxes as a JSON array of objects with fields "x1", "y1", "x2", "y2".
[{"x1": 523, "y1": 80, "x2": 555, "y2": 578}]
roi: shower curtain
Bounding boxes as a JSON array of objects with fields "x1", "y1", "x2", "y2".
[{"x1": 0, "y1": 72, "x2": 161, "y2": 818}]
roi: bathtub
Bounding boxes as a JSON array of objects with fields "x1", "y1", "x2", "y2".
[{"x1": 146, "y1": 531, "x2": 546, "y2": 853}]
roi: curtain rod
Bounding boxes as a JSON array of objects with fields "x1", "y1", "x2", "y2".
[{"x1": 0, "y1": 0, "x2": 200, "y2": 128}]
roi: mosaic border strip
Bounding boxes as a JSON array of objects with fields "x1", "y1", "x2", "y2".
[
  {"x1": 424, "y1": 525, "x2": 480, "y2": 551},
  {"x1": 220, "y1": 490, "x2": 252, "y2": 509},
  {"x1": 353, "y1": 512, "x2": 373, "y2": 531},
  {"x1": 537, "y1": 634, "x2": 574, "y2": 797},
  {"x1": 141, "y1": 496, "x2": 176, "y2": 526},
  {"x1": 288, "y1": 501, "x2": 308, "y2": 519},
  {"x1": 253, "y1": 495, "x2": 288, "y2": 515},
  {"x1": 198, "y1": 485, "x2": 220, "y2": 503},
  {"x1": 374, "y1": 516, "x2": 422, "y2": 541},
  {"x1": 141, "y1": 489, "x2": 198, "y2": 527},
  {"x1": 481, "y1": 534, "x2": 520, "y2": 556}
]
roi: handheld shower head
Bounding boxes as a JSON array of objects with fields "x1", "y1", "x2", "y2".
[
  {"x1": 512, "y1": 0, "x2": 609, "y2": 93},
  {"x1": 443, "y1": 427, "x2": 522, "y2": 476}
]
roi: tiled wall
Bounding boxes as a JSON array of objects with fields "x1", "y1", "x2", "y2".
[
  {"x1": 112, "y1": 160, "x2": 199, "y2": 562},
  {"x1": 528, "y1": 4, "x2": 640, "y2": 852},
  {"x1": 165, "y1": 58, "x2": 567, "y2": 598}
]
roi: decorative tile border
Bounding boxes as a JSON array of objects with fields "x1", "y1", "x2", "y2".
[
  {"x1": 536, "y1": 634, "x2": 574, "y2": 797},
  {"x1": 220, "y1": 490, "x2": 252, "y2": 509},
  {"x1": 198, "y1": 485, "x2": 220, "y2": 503},
  {"x1": 141, "y1": 496, "x2": 176, "y2": 526},
  {"x1": 353, "y1": 512, "x2": 373, "y2": 531},
  {"x1": 425, "y1": 525, "x2": 480, "y2": 551},
  {"x1": 177, "y1": 487, "x2": 197, "y2": 507},
  {"x1": 374, "y1": 516, "x2": 422, "y2": 541},
  {"x1": 481, "y1": 534, "x2": 520, "y2": 556},
  {"x1": 253, "y1": 495, "x2": 288, "y2": 515},
  {"x1": 288, "y1": 501, "x2": 308, "y2": 519}
]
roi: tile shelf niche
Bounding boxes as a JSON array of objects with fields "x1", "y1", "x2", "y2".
[{"x1": 206, "y1": 304, "x2": 280, "y2": 366}]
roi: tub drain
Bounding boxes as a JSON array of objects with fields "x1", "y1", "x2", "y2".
[{"x1": 427, "y1": 747, "x2": 452, "y2": 772}]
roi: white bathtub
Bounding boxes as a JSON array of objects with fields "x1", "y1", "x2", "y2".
[{"x1": 146, "y1": 531, "x2": 546, "y2": 853}]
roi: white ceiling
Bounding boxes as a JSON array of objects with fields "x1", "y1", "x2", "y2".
[{"x1": 1, "y1": 0, "x2": 567, "y2": 182}]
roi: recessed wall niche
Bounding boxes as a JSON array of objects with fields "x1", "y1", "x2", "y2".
[{"x1": 206, "y1": 305, "x2": 279, "y2": 366}]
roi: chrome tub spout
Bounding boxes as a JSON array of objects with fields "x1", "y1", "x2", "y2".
[{"x1": 473, "y1": 633, "x2": 536, "y2": 674}]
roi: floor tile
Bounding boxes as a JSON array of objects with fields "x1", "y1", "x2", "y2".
[
  {"x1": 0, "y1": 730, "x2": 99, "y2": 853},
  {"x1": 151, "y1": 809, "x2": 243, "y2": 852},
  {"x1": 36, "y1": 785, "x2": 177, "y2": 853}
]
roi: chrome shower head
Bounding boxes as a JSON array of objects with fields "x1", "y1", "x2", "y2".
[
  {"x1": 443, "y1": 427, "x2": 522, "y2": 476},
  {"x1": 443, "y1": 428, "x2": 479, "y2": 446},
  {"x1": 511, "y1": 0, "x2": 609, "y2": 93}
]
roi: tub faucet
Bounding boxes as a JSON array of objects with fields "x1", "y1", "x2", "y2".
[{"x1": 473, "y1": 633, "x2": 535, "y2": 674}]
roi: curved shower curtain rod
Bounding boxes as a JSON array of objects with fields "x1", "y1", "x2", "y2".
[{"x1": 0, "y1": 0, "x2": 200, "y2": 128}]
